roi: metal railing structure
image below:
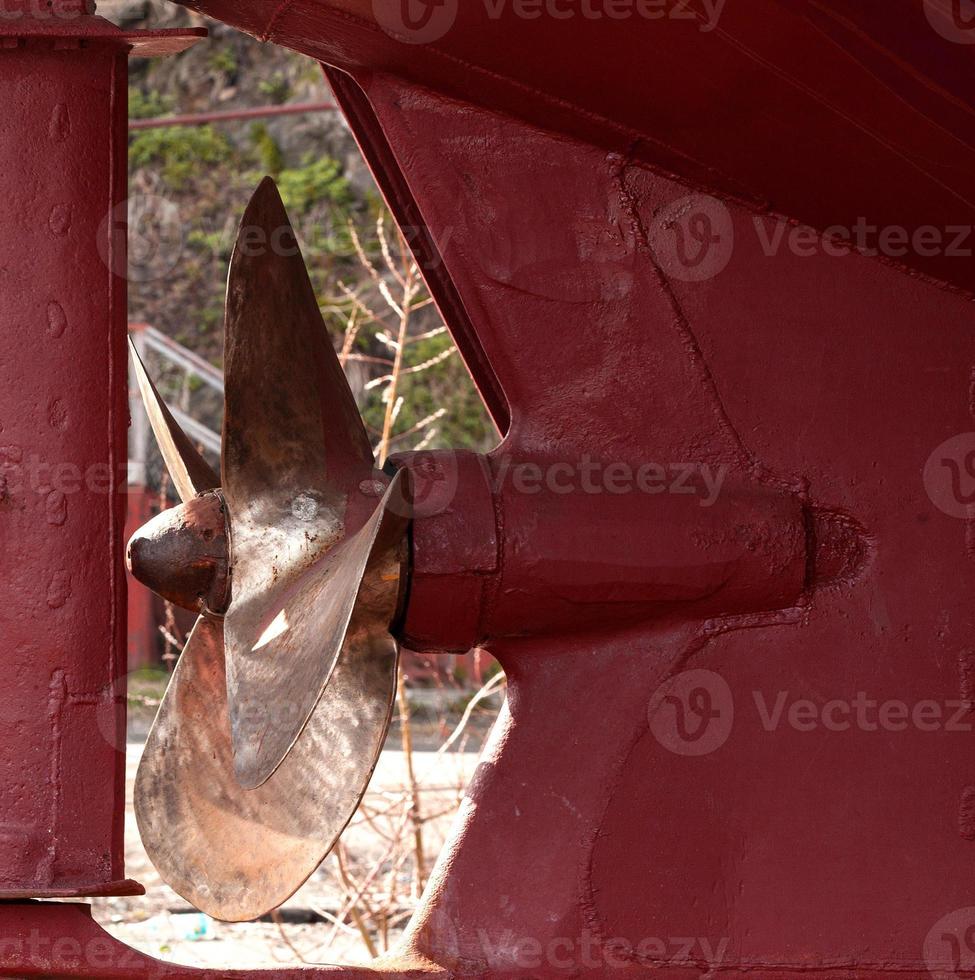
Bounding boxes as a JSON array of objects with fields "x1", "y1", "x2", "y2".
[{"x1": 127, "y1": 323, "x2": 222, "y2": 487}]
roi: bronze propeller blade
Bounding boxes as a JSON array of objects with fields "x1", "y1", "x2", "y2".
[
  {"x1": 135, "y1": 476, "x2": 408, "y2": 921},
  {"x1": 128, "y1": 338, "x2": 219, "y2": 502},
  {"x1": 220, "y1": 177, "x2": 387, "y2": 788},
  {"x1": 129, "y1": 177, "x2": 415, "y2": 921}
]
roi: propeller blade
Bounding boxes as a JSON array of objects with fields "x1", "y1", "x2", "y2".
[
  {"x1": 218, "y1": 176, "x2": 395, "y2": 786},
  {"x1": 220, "y1": 174, "x2": 373, "y2": 522},
  {"x1": 132, "y1": 178, "x2": 416, "y2": 915},
  {"x1": 128, "y1": 338, "x2": 219, "y2": 503},
  {"x1": 135, "y1": 518, "x2": 402, "y2": 921},
  {"x1": 227, "y1": 471, "x2": 411, "y2": 789}
]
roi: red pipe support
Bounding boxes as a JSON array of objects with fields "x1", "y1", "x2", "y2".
[
  {"x1": 129, "y1": 100, "x2": 337, "y2": 130},
  {"x1": 0, "y1": 0, "x2": 200, "y2": 901}
]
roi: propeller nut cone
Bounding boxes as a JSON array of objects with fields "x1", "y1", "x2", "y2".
[{"x1": 127, "y1": 490, "x2": 230, "y2": 614}]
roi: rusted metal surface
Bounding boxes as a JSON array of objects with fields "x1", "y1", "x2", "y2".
[
  {"x1": 397, "y1": 450, "x2": 822, "y2": 652},
  {"x1": 179, "y1": 0, "x2": 975, "y2": 298}
]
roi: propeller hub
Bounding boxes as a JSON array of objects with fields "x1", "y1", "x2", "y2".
[{"x1": 127, "y1": 490, "x2": 230, "y2": 614}]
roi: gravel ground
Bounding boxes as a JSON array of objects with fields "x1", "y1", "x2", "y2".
[{"x1": 90, "y1": 708, "x2": 493, "y2": 970}]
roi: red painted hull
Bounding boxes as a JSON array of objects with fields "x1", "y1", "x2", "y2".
[{"x1": 2, "y1": 0, "x2": 975, "y2": 975}]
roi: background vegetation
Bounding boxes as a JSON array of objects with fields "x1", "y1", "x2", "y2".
[{"x1": 121, "y1": 0, "x2": 496, "y2": 455}]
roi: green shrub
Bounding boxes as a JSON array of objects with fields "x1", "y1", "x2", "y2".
[
  {"x1": 207, "y1": 47, "x2": 238, "y2": 77},
  {"x1": 249, "y1": 123, "x2": 284, "y2": 176},
  {"x1": 277, "y1": 155, "x2": 352, "y2": 213},
  {"x1": 258, "y1": 73, "x2": 292, "y2": 105},
  {"x1": 129, "y1": 125, "x2": 233, "y2": 184},
  {"x1": 128, "y1": 86, "x2": 172, "y2": 121}
]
